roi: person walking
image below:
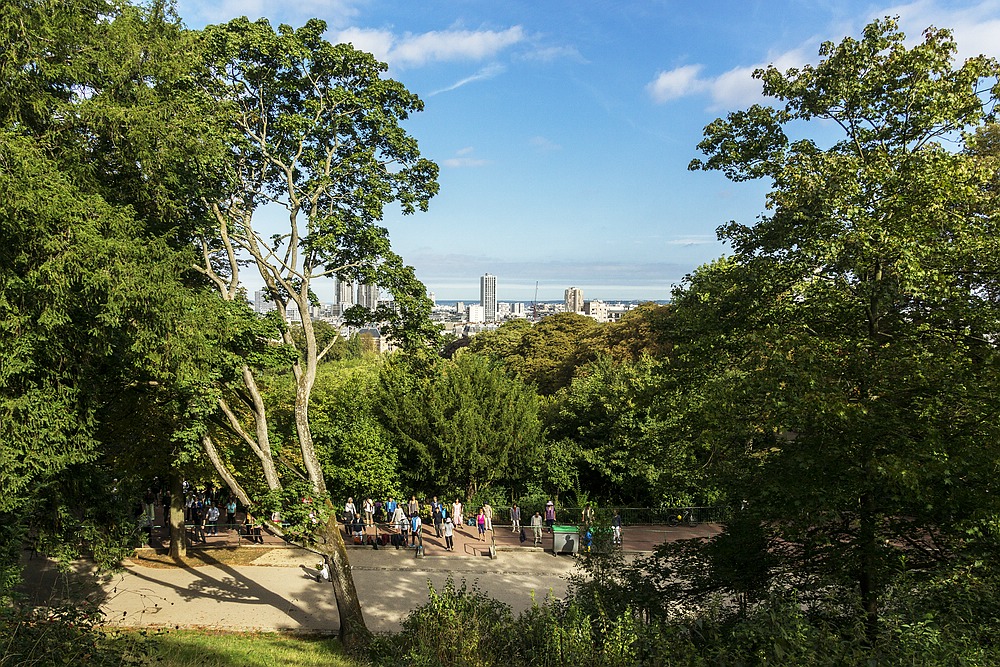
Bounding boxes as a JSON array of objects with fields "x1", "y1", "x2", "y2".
[
  {"x1": 392, "y1": 504, "x2": 408, "y2": 549},
  {"x1": 443, "y1": 515, "x2": 455, "y2": 551},
  {"x1": 510, "y1": 503, "x2": 521, "y2": 533},
  {"x1": 206, "y1": 502, "x2": 220, "y2": 536},
  {"x1": 410, "y1": 512, "x2": 422, "y2": 548},
  {"x1": 225, "y1": 498, "x2": 237, "y2": 530},
  {"x1": 407, "y1": 495, "x2": 419, "y2": 518},
  {"x1": 612, "y1": 509, "x2": 623, "y2": 545},
  {"x1": 452, "y1": 499, "x2": 464, "y2": 530},
  {"x1": 544, "y1": 500, "x2": 556, "y2": 532},
  {"x1": 530, "y1": 511, "x2": 543, "y2": 545},
  {"x1": 483, "y1": 503, "x2": 493, "y2": 531},
  {"x1": 363, "y1": 497, "x2": 375, "y2": 526},
  {"x1": 476, "y1": 508, "x2": 487, "y2": 541},
  {"x1": 431, "y1": 496, "x2": 444, "y2": 537},
  {"x1": 344, "y1": 497, "x2": 357, "y2": 523}
]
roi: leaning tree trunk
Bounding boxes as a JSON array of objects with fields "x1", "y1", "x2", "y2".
[
  {"x1": 168, "y1": 474, "x2": 187, "y2": 559},
  {"x1": 315, "y1": 504, "x2": 370, "y2": 649}
]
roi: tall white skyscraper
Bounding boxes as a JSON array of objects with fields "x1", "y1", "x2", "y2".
[
  {"x1": 357, "y1": 282, "x2": 379, "y2": 310},
  {"x1": 337, "y1": 279, "x2": 354, "y2": 307},
  {"x1": 480, "y1": 273, "x2": 497, "y2": 323},
  {"x1": 254, "y1": 289, "x2": 276, "y2": 314},
  {"x1": 565, "y1": 286, "x2": 584, "y2": 313}
]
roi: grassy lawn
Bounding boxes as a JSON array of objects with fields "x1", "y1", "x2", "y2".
[{"x1": 138, "y1": 629, "x2": 358, "y2": 666}]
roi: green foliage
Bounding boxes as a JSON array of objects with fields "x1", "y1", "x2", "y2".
[
  {"x1": 378, "y1": 353, "x2": 544, "y2": 500},
  {"x1": 308, "y1": 361, "x2": 400, "y2": 500},
  {"x1": 545, "y1": 356, "x2": 709, "y2": 505},
  {"x1": 367, "y1": 578, "x2": 514, "y2": 667},
  {"x1": 680, "y1": 17, "x2": 1000, "y2": 636},
  {"x1": 1, "y1": 0, "x2": 224, "y2": 588},
  {"x1": 0, "y1": 604, "x2": 150, "y2": 667},
  {"x1": 469, "y1": 314, "x2": 599, "y2": 395}
]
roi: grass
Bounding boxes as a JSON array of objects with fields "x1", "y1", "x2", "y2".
[{"x1": 138, "y1": 629, "x2": 357, "y2": 666}]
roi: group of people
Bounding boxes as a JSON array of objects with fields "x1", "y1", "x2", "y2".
[{"x1": 339, "y1": 495, "x2": 574, "y2": 551}]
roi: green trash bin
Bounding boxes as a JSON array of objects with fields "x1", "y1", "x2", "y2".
[{"x1": 551, "y1": 525, "x2": 580, "y2": 554}]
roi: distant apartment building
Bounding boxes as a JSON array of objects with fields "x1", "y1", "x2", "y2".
[
  {"x1": 357, "y1": 282, "x2": 379, "y2": 310},
  {"x1": 480, "y1": 273, "x2": 497, "y2": 322},
  {"x1": 584, "y1": 300, "x2": 609, "y2": 323},
  {"x1": 254, "y1": 289, "x2": 276, "y2": 315},
  {"x1": 337, "y1": 278, "x2": 354, "y2": 308},
  {"x1": 565, "y1": 287, "x2": 584, "y2": 313},
  {"x1": 511, "y1": 302, "x2": 526, "y2": 318},
  {"x1": 467, "y1": 304, "x2": 486, "y2": 323}
]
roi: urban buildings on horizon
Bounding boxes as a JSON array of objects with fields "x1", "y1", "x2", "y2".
[{"x1": 252, "y1": 272, "x2": 660, "y2": 353}]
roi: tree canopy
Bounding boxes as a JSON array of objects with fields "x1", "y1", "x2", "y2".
[{"x1": 683, "y1": 17, "x2": 1000, "y2": 639}]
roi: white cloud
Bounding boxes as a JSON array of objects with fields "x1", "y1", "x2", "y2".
[
  {"x1": 334, "y1": 27, "x2": 395, "y2": 62},
  {"x1": 429, "y1": 63, "x2": 506, "y2": 96},
  {"x1": 442, "y1": 147, "x2": 490, "y2": 168},
  {"x1": 667, "y1": 235, "x2": 718, "y2": 246},
  {"x1": 872, "y1": 0, "x2": 1000, "y2": 60},
  {"x1": 646, "y1": 64, "x2": 708, "y2": 103},
  {"x1": 646, "y1": 0, "x2": 1000, "y2": 110},
  {"x1": 333, "y1": 25, "x2": 525, "y2": 69},
  {"x1": 530, "y1": 136, "x2": 562, "y2": 152},
  {"x1": 647, "y1": 44, "x2": 816, "y2": 109}
]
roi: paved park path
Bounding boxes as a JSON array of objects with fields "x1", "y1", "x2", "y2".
[{"x1": 20, "y1": 522, "x2": 720, "y2": 636}]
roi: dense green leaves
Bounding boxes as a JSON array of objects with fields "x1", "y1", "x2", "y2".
[
  {"x1": 681, "y1": 17, "x2": 1000, "y2": 638},
  {"x1": 378, "y1": 353, "x2": 543, "y2": 500}
]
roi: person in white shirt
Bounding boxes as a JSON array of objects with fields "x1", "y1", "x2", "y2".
[
  {"x1": 530, "y1": 512, "x2": 543, "y2": 545},
  {"x1": 443, "y1": 516, "x2": 455, "y2": 551}
]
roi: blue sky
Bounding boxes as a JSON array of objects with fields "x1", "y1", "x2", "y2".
[{"x1": 177, "y1": 0, "x2": 1000, "y2": 302}]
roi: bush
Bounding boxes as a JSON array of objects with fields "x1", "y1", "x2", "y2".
[
  {"x1": 0, "y1": 604, "x2": 149, "y2": 666},
  {"x1": 365, "y1": 577, "x2": 514, "y2": 667}
]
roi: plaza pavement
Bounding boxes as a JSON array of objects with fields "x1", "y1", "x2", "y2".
[{"x1": 20, "y1": 521, "x2": 720, "y2": 636}]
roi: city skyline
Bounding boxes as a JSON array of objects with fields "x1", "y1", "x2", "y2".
[{"x1": 179, "y1": 0, "x2": 1000, "y2": 301}]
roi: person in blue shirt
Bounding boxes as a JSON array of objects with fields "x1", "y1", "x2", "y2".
[{"x1": 410, "y1": 513, "x2": 422, "y2": 547}]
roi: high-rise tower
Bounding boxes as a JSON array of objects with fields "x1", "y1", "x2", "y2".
[
  {"x1": 565, "y1": 286, "x2": 584, "y2": 313},
  {"x1": 337, "y1": 279, "x2": 354, "y2": 307},
  {"x1": 357, "y1": 282, "x2": 379, "y2": 310},
  {"x1": 480, "y1": 273, "x2": 497, "y2": 323}
]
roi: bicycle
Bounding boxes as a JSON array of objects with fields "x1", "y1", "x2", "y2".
[{"x1": 667, "y1": 508, "x2": 698, "y2": 527}]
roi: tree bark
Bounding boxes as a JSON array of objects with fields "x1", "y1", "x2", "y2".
[
  {"x1": 315, "y1": 504, "x2": 370, "y2": 648},
  {"x1": 168, "y1": 474, "x2": 187, "y2": 559}
]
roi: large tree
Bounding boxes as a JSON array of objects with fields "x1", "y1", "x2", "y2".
[
  {"x1": 378, "y1": 353, "x2": 544, "y2": 501},
  {"x1": 0, "y1": 0, "x2": 228, "y2": 578},
  {"x1": 683, "y1": 18, "x2": 1000, "y2": 642},
  {"x1": 191, "y1": 17, "x2": 438, "y2": 644}
]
